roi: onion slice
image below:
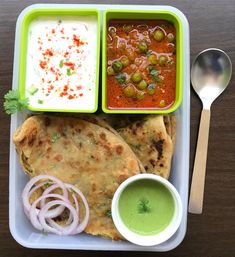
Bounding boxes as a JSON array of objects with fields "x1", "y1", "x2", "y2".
[
  {"x1": 40, "y1": 183, "x2": 68, "y2": 218},
  {"x1": 22, "y1": 175, "x2": 67, "y2": 216},
  {"x1": 22, "y1": 175, "x2": 90, "y2": 236},
  {"x1": 65, "y1": 184, "x2": 89, "y2": 234},
  {"x1": 29, "y1": 193, "x2": 70, "y2": 231},
  {"x1": 38, "y1": 200, "x2": 78, "y2": 235}
]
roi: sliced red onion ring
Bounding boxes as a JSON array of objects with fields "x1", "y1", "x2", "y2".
[
  {"x1": 22, "y1": 181, "x2": 45, "y2": 218},
  {"x1": 38, "y1": 200, "x2": 78, "y2": 235},
  {"x1": 22, "y1": 175, "x2": 90, "y2": 236},
  {"x1": 72, "y1": 194, "x2": 79, "y2": 215},
  {"x1": 22, "y1": 175, "x2": 67, "y2": 216},
  {"x1": 40, "y1": 184, "x2": 68, "y2": 218},
  {"x1": 65, "y1": 184, "x2": 89, "y2": 234},
  {"x1": 29, "y1": 193, "x2": 70, "y2": 231}
]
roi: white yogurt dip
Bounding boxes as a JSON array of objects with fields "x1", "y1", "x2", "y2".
[{"x1": 25, "y1": 16, "x2": 98, "y2": 111}]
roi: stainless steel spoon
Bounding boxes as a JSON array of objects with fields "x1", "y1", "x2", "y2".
[{"x1": 189, "y1": 48, "x2": 232, "y2": 214}]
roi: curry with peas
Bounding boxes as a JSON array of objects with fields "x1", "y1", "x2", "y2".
[{"x1": 106, "y1": 20, "x2": 176, "y2": 109}]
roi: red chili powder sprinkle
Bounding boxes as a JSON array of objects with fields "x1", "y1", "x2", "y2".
[
  {"x1": 68, "y1": 95, "x2": 74, "y2": 100},
  {"x1": 60, "y1": 91, "x2": 68, "y2": 97},
  {"x1": 73, "y1": 35, "x2": 85, "y2": 47},
  {"x1": 43, "y1": 49, "x2": 53, "y2": 56},
  {"x1": 64, "y1": 62, "x2": 75, "y2": 70},
  {"x1": 63, "y1": 85, "x2": 69, "y2": 91},
  {"x1": 39, "y1": 61, "x2": 47, "y2": 69},
  {"x1": 64, "y1": 51, "x2": 69, "y2": 58}
]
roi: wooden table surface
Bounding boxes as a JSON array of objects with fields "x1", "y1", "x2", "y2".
[{"x1": 0, "y1": 0, "x2": 234, "y2": 256}]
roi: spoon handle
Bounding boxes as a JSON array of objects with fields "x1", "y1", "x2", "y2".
[{"x1": 189, "y1": 109, "x2": 211, "y2": 214}]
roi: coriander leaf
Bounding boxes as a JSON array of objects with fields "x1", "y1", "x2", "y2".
[
  {"x1": 4, "y1": 90, "x2": 19, "y2": 101},
  {"x1": 106, "y1": 210, "x2": 112, "y2": 218},
  {"x1": 138, "y1": 198, "x2": 151, "y2": 214},
  {"x1": 115, "y1": 73, "x2": 126, "y2": 84},
  {"x1": 150, "y1": 69, "x2": 160, "y2": 81},
  {"x1": 27, "y1": 86, "x2": 38, "y2": 95},
  {"x1": 44, "y1": 182, "x2": 53, "y2": 188},
  {"x1": 19, "y1": 98, "x2": 30, "y2": 109},
  {"x1": 67, "y1": 68, "x2": 72, "y2": 76},
  {"x1": 51, "y1": 132, "x2": 61, "y2": 143},
  {"x1": 3, "y1": 90, "x2": 29, "y2": 114},
  {"x1": 59, "y1": 60, "x2": 64, "y2": 68},
  {"x1": 147, "y1": 65, "x2": 155, "y2": 73},
  {"x1": 146, "y1": 50, "x2": 153, "y2": 57}
]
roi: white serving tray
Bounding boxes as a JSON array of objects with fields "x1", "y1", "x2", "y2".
[{"x1": 9, "y1": 4, "x2": 190, "y2": 252}]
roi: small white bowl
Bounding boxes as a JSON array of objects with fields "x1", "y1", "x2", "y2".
[{"x1": 111, "y1": 174, "x2": 183, "y2": 246}]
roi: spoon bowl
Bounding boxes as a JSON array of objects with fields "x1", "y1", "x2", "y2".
[
  {"x1": 189, "y1": 48, "x2": 232, "y2": 214},
  {"x1": 191, "y1": 48, "x2": 232, "y2": 109}
]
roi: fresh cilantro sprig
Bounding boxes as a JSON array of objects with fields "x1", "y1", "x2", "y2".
[
  {"x1": 51, "y1": 132, "x2": 61, "y2": 143},
  {"x1": 3, "y1": 90, "x2": 29, "y2": 114},
  {"x1": 138, "y1": 198, "x2": 151, "y2": 214},
  {"x1": 106, "y1": 210, "x2": 112, "y2": 218},
  {"x1": 115, "y1": 73, "x2": 126, "y2": 84}
]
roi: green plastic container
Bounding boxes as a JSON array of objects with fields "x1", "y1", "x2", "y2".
[
  {"x1": 102, "y1": 9, "x2": 183, "y2": 114},
  {"x1": 19, "y1": 8, "x2": 101, "y2": 113}
]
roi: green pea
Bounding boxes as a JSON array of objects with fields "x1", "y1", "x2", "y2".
[
  {"x1": 123, "y1": 84, "x2": 136, "y2": 97},
  {"x1": 148, "y1": 54, "x2": 158, "y2": 65},
  {"x1": 121, "y1": 56, "x2": 130, "y2": 67},
  {"x1": 153, "y1": 29, "x2": 164, "y2": 41},
  {"x1": 131, "y1": 72, "x2": 142, "y2": 83},
  {"x1": 138, "y1": 41, "x2": 148, "y2": 53},
  {"x1": 107, "y1": 66, "x2": 115, "y2": 76},
  {"x1": 167, "y1": 33, "x2": 174, "y2": 43},
  {"x1": 112, "y1": 61, "x2": 123, "y2": 73},
  {"x1": 123, "y1": 24, "x2": 132, "y2": 33},
  {"x1": 159, "y1": 55, "x2": 168, "y2": 66},
  {"x1": 147, "y1": 83, "x2": 156, "y2": 95},
  {"x1": 159, "y1": 100, "x2": 166, "y2": 107},
  {"x1": 136, "y1": 91, "x2": 145, "y2": 100},
  {"x1": 137, "y1": 80, "x2": 148, "y2": 90}
]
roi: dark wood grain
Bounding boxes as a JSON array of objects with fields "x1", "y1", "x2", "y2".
[{"x1": 0, "y1": 0, "x2": 234, "y2": 256}]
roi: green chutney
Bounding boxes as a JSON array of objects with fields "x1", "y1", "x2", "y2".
[{"x1": 118, "y1": 179, "x2": 175, "y2": 235}]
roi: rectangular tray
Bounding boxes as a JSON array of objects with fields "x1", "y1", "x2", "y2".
[{"x1": 9, "y1": 3, "x2": 190, "y2": 252}]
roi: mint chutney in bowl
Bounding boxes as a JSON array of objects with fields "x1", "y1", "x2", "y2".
[{"x1": 112, "y1": 174, "x2": 183, "y2": 246}]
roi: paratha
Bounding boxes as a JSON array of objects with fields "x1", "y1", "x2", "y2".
[
  {"x1": 13, "y1": 115, "x2": 144, "y2": 240},
  {"x1": 117, "y1": 115, "x2": 175, "y2": 179}
]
